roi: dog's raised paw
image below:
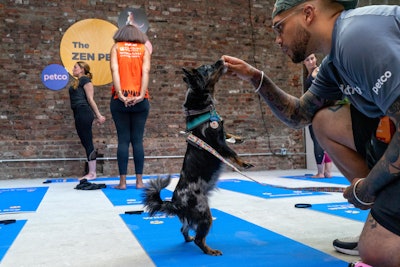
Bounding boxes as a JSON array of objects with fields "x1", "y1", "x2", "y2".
[{"x1": 243, "y1": 162, "x2": 254, "y2": 169}]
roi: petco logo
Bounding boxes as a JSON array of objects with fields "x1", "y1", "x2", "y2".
[
  {"x1": 372, "y1": 71, "x2": 392, "y2": 95},
  {"x1": 41, "y1": 64, "x2": 69, "y2": 90}
]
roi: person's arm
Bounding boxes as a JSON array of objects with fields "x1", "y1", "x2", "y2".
[
  {"x1": 83, "y1": 82, "x2": 106, "y2": 124},
  {"x1": 344, "y1": 97, "x2": 400, "y2": 209},
  {"x1": 128, "y1": 45, "x2": 151, "y2": 106},
  {"x1": 222, "y1": 55, "x2": 332, "y2": 129},
  {"x1": 139, "y1": 45, "x2": 151, "y2": 99},
  {"x1": 110, "y1": 43, "x2": 128, "y2": 105}
]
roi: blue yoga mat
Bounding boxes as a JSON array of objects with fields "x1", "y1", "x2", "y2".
[
  {"x1": 0, "y1": 220, "x2": 27, "y2": 263},
  {"x1": 102, "y1": 185, "x2": 173, "y2": 206},
  {"x1": 310, "y1": 202, "x2": 368, "y2": 222},
  {"x1": 280, "y1": 175, "x2": 350, "y2": 185},
  {"x1": 43, "y1": 174, "x2": 180, "y2": 184},
  {"x1": 217, "y1": 179, "x2": 327, "y2": 199},
  {"x1": 0, "y1": 187, "x2": 48, "y2": 214},
  {"x1": 121, "y1": 209, "x2": 347, "y2": 266}
]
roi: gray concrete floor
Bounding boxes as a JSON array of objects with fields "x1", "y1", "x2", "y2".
[{"x1": 0, "y1": 169, "x2": 362, "y2": 267}]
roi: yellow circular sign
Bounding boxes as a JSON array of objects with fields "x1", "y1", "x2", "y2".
[{"x1": 60, "y1": 19, "x2": 117, "y2": 86}]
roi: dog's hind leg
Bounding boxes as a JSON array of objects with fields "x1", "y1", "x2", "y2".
[
  {"x1": 181, "y1": 219, "x2": 194, "y2": 242},
  {"x1": 194, "y1": 210, "x2": 222, "y2": 256}
]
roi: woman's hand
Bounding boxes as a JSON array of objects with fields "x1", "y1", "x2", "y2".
[
  {"x1": 117, "y1": 91, "x2": 130, "y2": 107},
  {"x1": 127, "y1": 96, "x2": 144, "y2": 107},
  {"x1": 96, "y1": 115, "x2": 106, "y2": 125}
]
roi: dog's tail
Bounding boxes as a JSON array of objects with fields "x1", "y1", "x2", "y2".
[{"x1": 142, "y1": 176, "x2": 178, "y2": 216}]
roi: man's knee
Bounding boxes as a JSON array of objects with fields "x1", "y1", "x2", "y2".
[
  {"x1": 312, "y1": 110, "x2": 326, "y2": 133},
  {"x1": 311, "y1": 104, "x2": 352, "y2": 146},
  {"x1": 311, "y1": 108, "x2": 333, "y2": 142},
  {"x1": 359, "y1": 215, "x2": 400, "y2": 267}
]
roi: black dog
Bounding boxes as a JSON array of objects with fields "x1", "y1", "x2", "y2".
[{"x1": 143, "y1": 59, "x2": 253, "y2": 256}]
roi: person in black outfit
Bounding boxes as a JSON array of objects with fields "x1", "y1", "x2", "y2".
[
  {"x1": 303, "y1": 53, "x2": 333, "y2": 178},
  {"x1": 69, "y1": 61, "x2": 106, "y2": 180}
]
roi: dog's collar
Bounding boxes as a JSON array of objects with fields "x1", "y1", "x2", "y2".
[
  {"x1": 186, "y1": 109, "x2": 221, "y2": 131},
  {"x1": 184, "y1": 104, "x2": 214, "y2": 117}
]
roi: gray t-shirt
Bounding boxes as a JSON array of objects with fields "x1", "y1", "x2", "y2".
[{"x1": 310, "y1": 5, "x2": 400, "y2": 118}]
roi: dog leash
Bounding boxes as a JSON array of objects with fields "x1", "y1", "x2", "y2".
[
  {"x1": 187, "y1": 133, "x2": 266, "y2": 186},
  {"x1": 186, "y1": 133, "x2": 346, "y2": 193}
]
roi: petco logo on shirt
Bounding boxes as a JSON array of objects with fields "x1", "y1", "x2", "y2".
[
  {"x1": 41, "y1": 64, "x2": 69, "y2": 90},
  {"x1": 372, "y1": 71, "x2": 392, "y2": 95}
]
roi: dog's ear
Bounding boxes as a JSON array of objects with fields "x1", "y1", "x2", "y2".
[
  {"x1": 182, "y1": 67, "x2": 193, "y2": 84},
  {"x1": 182, "y1": 67, "x2": 192, "y2": 76}
]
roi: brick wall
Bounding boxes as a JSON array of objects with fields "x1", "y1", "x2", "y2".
[{"x1": 0, "y1": 0, "x2": 391, "y2": 179}]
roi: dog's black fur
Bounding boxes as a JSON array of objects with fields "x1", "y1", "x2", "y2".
[{"x1": 142, "y1": 59, "x2": 253, "y2": 256}]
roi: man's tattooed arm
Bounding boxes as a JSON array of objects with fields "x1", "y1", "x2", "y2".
[{"x1": 257, "y1": 75, "x2": 336, "y2": 129}]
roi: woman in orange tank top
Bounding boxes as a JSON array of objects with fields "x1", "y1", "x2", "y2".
[{"x1": 110, "y1": 24, "x2": 151, "y2": 189}]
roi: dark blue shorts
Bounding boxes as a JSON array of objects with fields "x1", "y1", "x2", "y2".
[{"x1": 351, "y1": 105, "x2": 400, "y2": 236}]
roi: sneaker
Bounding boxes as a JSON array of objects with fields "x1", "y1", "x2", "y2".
[
  {"x1": 333, "y1": 236, "x2": 360, "y2": 256},
  {"x1": 348, "y1": 261, "x2": 373, "y2": 267}
]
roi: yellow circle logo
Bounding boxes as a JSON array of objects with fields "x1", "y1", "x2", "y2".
[{"x1": 60, "y1": 19, "x2": 117, "y2": 86}]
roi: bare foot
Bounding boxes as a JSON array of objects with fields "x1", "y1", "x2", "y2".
[
  {"x1": 114, "y1": 185, "x2": 126, "y2": 190},
  {"x1": 136, "y1": 182, "x2": 144, "y2": 189},
  {"x1": 324, "y1": 173, "x2": 332, "y2": 178},
  {"x1": 311, "y1": 174, "x2": 324, "y2": 178}
]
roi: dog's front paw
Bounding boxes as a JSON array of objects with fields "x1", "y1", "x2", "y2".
[
  {"x1": 225, "y1": 133, "x2": 244, "y2": 144},
  {"x1": 242, "y1": 162, "x2": 254, "y2": 169}
]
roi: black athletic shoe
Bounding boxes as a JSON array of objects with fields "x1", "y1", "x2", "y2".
[{"x1": 333, "y1": 236, "x2": 360, "y2": 256}]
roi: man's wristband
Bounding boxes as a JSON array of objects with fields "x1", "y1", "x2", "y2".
[{"x1": 353, "y1": 179, "x2": 374, "y2": 206}]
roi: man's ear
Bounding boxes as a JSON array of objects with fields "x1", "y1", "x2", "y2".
[{"x1": 303, "y1": 4, "x2": 315, "y2": 25}]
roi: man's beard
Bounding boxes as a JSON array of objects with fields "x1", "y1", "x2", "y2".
[{"x1": 290, "y1": 27, "x2": 311, "y2": 64}]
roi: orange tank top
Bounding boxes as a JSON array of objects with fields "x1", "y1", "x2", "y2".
[{"x1": 112, "y1": 42, "x2": 149, "y2": 99}]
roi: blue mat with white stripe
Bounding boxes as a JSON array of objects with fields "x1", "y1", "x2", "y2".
[
  {"x1": 102, "y1": 185, "x2": 172, "y2": 206},
  {"x1": 43, "y1": 174, "x2": 180, "y2": 184},
  {"x1": 0, "y1": 220, "x2": 27, "y2": 263},
  {"x1": 280, "y1": 175, "x2": 350, "y2": 185},
  {"x1": 310, "y1": 202, "x2": 369, "y2": 222},
  {"x1": 121, "y1": 208, "x2": 347, "y2": 266},
  {"x1": 102, "y1": 177, "x2": 327, "y2": 206},
  {"x1": 217, "y1": 179, "x2": 327, "y2": 199},
  {"x1": 0, "y1": 187, "x2": 48, "y2": 214}
]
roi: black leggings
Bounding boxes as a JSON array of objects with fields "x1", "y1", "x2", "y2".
[
  {"x1": 73, "y1": 105, "x2": 95, "y2": 161},
  {"x1": 110, "y1": 97, "x2": 150, "y2": 175},
  {"x1": 308, "y1": 125, "x2": 325, "y2": 164}
]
